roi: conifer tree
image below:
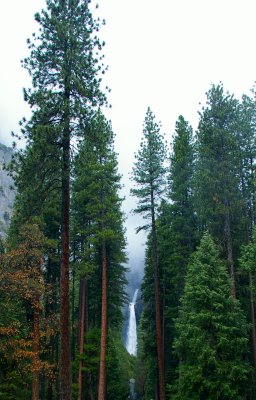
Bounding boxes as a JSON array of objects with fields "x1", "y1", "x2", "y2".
[
  {"x1": 240, "y1": 227, "x2": 256, "y2": 379},
  {"x1": 173, "y1": 232, "x2": 250, "y2": 400},
  {"x1": 72, "y1": 111, "x2": 127, "y2": 399},
  {"x1": 237, "y1": 94, "x2": 256, "y2": 381},
  {"x1": 131, "y1": 107, "x2": 167, "y2": 400},
  {"x1": 168, "y1": 116, "x2": 195, "y2": 243},
  {"x1": 195, "y1": 84, "x2": 242, "y2": 297},
  {"x1": 156, "y1": 115, "x2": 196, "y2": 385},
  {"x1": 20, "y1": 1, "x2": 106, "y2": 398},
  {"x1": 237, "y1": 94, "x2": 256, "y2": 231},
  {"x1": 7, "y1": 126, "x2": 62, "y2": 398}
]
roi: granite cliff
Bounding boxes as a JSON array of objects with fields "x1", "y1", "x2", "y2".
[{"x1": 0, "y1": 144, "x2": 15, "y2": 238}]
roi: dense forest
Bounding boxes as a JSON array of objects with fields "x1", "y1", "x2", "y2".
[{"x1": 1, "y1": 1, "x2": 256, "y2": 400}]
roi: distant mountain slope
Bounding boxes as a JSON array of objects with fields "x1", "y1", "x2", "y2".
[{"x1": 0, "y1": 144, "x2": 15, "y2": 238}]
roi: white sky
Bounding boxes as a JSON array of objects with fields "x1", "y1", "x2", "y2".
[{"x1": 1, "y1": 0, "x2": 256, "y2": 274}]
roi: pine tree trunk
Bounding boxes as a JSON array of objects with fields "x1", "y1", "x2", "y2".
[
  {"x1": 250, "y1": 157, "x2": 256, "y2": 226},
  {"x1": 155, "y1": 383, "x2": 158, "y2": 400},
  {"x1": 72, "y1": 264, "x2": 75, "y2": 361},
  {"x1": 152, "y1": 240, "x2": 165, "y2": 400},
  {"x1": 78, "y1": 278, "x2": 87, "y2": 400},
  {"x1": 249, "y1": 272, "x2": 256, "y2": 373},
  {"x1": 47, "y1": 334, "x2": 55, "y2": 400},
  {"x1": 151, "y1": 192, "x2": 165, "y2": 400},
  {"x1": 98, "y1": 242, "x2": 107, "y2": 400},
  {"x1": 84, "y1": 278, "x2": 90, "y2": 400},
  {"x1": 32, "y1": 294, "x2": 40, "y2": 400},
  {"x1": 224, "y1": 209, "x2": 236, "y2": 298},
  {"x1": 60, "y1": 108, "x2": 72, "y2": 400}
]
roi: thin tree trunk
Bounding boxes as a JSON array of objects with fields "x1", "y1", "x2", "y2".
[
  {"x1": 60, "y1": 106, "x2": 72, "y2": 399},
  {"x1": 78, "y1": 278, "x2": 86, "y2": 400},
  {"x1": 248, "y1": 157, "x2": 256, "y2": 380},
  {"x1": 41, "y1": 370, "x2": 46, "y2": 400},
  {"x1": 72, "y1": 262, "x2": 76, "y2": 361},
  {"x1": 152, "y1": 239, "x2": 165, "y2": 400},
  {"x1": 249, "y1": 272, "x2": 256, "y2": 372},
  {"x1": 47, "y1": 334, "x2": 55, "y2": 400},
  {"x1": 151, "y1": 191, "x2": 165, "y2": 400},
  {"x1": 155, "y1": 383, "x2": 158, "y2": 400},
  {"x1": 162, "y1": 264, "x2": 166, "y2": 370},
  {"x1": 32, "y1": 294, "x2": 40, "y2": 400},
  {"x1": 250, "y1": 156, "x2": 256, "y2": 226},
  {"x1": 45, "y1": 256, "x2": 54, "y2": 400},
  {"x1": 84, "y1": 278, "x2": 90, "y2": 400},
  {"x1": 224, "y1": 210, "x2": 236, "y2": 298},
  {"x1": 55, "y1": 333, "x2": 60, "y2": 398},
  {"x1": 98, "y1": 242, "x2": 107, "y2": 400}
]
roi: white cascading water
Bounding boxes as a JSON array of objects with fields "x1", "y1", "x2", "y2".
[{"x1": 126, "y1": 289, "x2": 139, "y2": 356}]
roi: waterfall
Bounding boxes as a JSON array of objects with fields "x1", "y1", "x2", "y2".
[{"x1": 126, "y1": 289, "x2": 139, "y2": 356}]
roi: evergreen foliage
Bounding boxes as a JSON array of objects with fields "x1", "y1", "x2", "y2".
[
  {"x1": 131, "y1": 107, "x2": 167, "y2": 400},
  {"x1": 71, "y1": 111, "x2": 128, "y2": 398},
  {"x1": 160, "y1": 115, "x2": 197, "y2": 385},
  {"x1": 237, "y1": 94, "x2": 256, "y2": 232},
  {"x1": 195, "y1": 84, "x2": 243, "y2": 296},
  {"x1": 240, "y1": 227, "x2": 256, "y2": 273},
  {"x1": 195, "y1": 84, "x2": 241, "y2": 238},
  {"x1": 173, "y1": 233, "x2": 251, "y2": 400},
  {"x1": 17, "y1": 1, "x2": 108, "y2": 398},
  {"x1": 131, "y1": 107, "x2": 167, "y2": 231},
  {"x1": 1, "y1": 1, "x2": 256, "y2": 394},
  {"x1": 136, "y1": 242, "x2": 158, "y2": 399},
  {"x1": 72, "y1": 110, "x2": 127, "y2": 328}
]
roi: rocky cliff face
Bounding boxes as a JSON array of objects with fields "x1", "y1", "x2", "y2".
[{"x1": 0, "y1": 144, "x2": 15, "y2": 238}]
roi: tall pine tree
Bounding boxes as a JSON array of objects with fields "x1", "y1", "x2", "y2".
[
  {"x1": 131, "y1": 107, "x2": 167, "y2": 400},
  {"x1": 21, "y1": 1, "x2": 107, "y2": 398},
  {"x1": 157, "y1": 115, "x2": 196, "y2": 386},
  {"x1": 72, "y1": 111, "x2": 127, "y2": 399},
  {"x1": 195, "y1": 84, "x2": 242, "y2": 297}
]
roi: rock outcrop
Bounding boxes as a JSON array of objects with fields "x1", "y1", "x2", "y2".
[{"x1": 0, "y1": 144, "x2": 15, "y2": 238}]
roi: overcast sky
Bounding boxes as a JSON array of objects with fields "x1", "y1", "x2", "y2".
[{"x1": 1, "y1": 0, "x2": 256, "y2": 276}]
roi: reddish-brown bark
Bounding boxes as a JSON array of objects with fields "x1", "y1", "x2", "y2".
[
  {"x1": 98, "y1": 242, "x2": 107, "y2": 400},
  {"x1": 72, "y1": 264, "x2": 76, "y2": 361},
  {"x1": 32, "y1": 295, "x2": 40, "y2": 400},
  {"x1": 78, "y1": 278, "x2": 88, "y2": 400},
  {"x1": 249, "y1": 272, "x2": 256, "y2": 374}
]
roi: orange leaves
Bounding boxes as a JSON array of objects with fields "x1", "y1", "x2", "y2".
[
  {"x1": 0, "y1": 223, "x2": 46, "y2": 302},
  {"x1": 0, "y1": 325, "x2": 18, "y2": 336},
  {"x1": 0, "y1": 223, "x2": 53, "y2": 379},
  {"x1": 0, "y1": 334, "x2": 32, "y2": 363}
]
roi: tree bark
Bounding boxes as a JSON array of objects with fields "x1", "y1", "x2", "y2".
[
  {"x1": 249, "y1": 272, "x2": 256, "y2": 374},
  {"x1": 98, "y1": 242, "x2": 107, "y2": 400},
  {"x1": 250, "y1": 156, "x2": 256, "y2": 226},
  {"x1": 32, "y1": 294, "x2": 40, "y2": 400},
  {"x1": 72, "y1": 251, "x2": 76, "y2": 361},
  {"x1": 84, "y1": 279, "x2": 90, "y2": 400},
  {"x1": 151, "y1": 191, "x2": 165, "y2": 400},
  {"x1": 47, "y1": 334, "x2": 55, "y2": 400},
  {"x1": 78, "y1": 278, "x2": 87, "y2": 400},
  {"x1": 60, "y1": 107, "x2": 72, "y2": 400}
]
